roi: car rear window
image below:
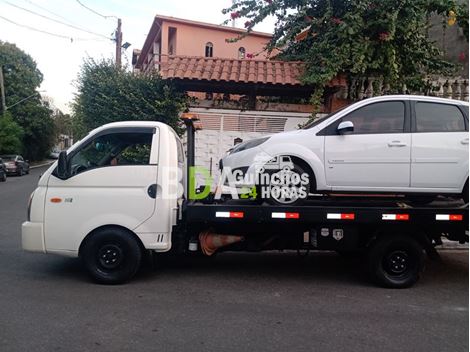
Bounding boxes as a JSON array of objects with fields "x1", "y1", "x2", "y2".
[
  {"x1": 0, "y1": 156, "x2": 14, "y2": 161},
  {"x1": 415, "y1": 102, "x2": 466, "y2": 132}
]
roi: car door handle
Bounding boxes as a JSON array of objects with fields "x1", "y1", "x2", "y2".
[
  {"x1": 147, "y1": 184, "x2": 157, "y2": 199},
  {"x1": 461, "y1": 138, "x2": 469, "y2": 145},
  {"x1": 388, "y1": 141, "x2": 407, "y2": 147}
]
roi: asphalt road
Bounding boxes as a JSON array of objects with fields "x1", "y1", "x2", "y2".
[{"x1": 0, "y1": 166, "x2": 468, "y2": 352}]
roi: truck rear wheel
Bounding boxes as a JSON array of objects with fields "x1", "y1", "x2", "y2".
[
  {"x1": 367, "y1": 235, "x2": 424, "y2": 288},
  {"x1": 81, "y1": 227, "x2": 142, "y2": 284}
]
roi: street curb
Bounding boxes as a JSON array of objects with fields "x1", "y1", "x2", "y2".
[{"x1": 30, "y1": 161, "x2": 54, "y2": 169}]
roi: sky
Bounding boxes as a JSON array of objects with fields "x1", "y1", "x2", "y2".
[{"x1": 0, "y1": 0, "x2": 275, "y2": 113}]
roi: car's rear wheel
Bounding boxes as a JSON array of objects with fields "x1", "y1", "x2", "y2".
[
  {"x1": 462, "y1": 180, "x2": 468, "y2": 204},
  {"x1": 407, "y1": 196, "x2": 435, "y2": 206},
  {"x1": 81, "y1": 227, "x2": 143, "y2": 284},
  {"x1": 0, "y1": 172, "x2": 6, "y2": 182}
]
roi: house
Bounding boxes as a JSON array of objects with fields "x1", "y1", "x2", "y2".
[{"x1": 133, "y1": 15, "x2": 348, "y2": 177}]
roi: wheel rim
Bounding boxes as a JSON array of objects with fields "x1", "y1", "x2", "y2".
[
  {"x1": 268, "y1": 168, "x2": 307, "y2": 204},
  {"x1": 384, "y1": 250, "x2": 409, "y2": 276},
  {"x1": 98, "y1": 244, "x2": 124, "y2": 270}
]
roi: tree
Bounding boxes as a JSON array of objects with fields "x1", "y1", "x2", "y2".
[
  {"x1": 0, "y1": 112, "x2": 23, "y2": 154},
  {"x1": 223, "y1": 0, "x2": 468, "y2": 105},
  {"x1": 72, "y1": 59, "x2": 189, "y2": 138},
  {"x1": 0, "y1": 41, "x2": 55, "y2": 160}
]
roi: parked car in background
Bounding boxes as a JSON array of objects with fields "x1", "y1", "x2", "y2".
[
  {"x1": 221, "y1": 95, "x2": 469, "y2": 205},
  {"x1": 49, "y1": 148, "x2": 61, "y2": 159},
  {"x1": 0, "y1": 158, "x2": 6, "y2": 182},
  {"x1": 0, "y1": 155, "x2": 30, "y2": 176}
]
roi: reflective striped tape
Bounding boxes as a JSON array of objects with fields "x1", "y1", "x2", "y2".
[
  {"x1": 382, "y1": 214, "x2": 410, "y2": 221},
  {"x1": 327, "y1": 213, "x2": 355, "y2": 220},
  {"x1": 215, "y1": 211, "x2": 244, "y2": 218},
  {"x1": 272, "y1": 212, "x2": 300, "y2": 219},
  {"x1": 436, "y1": 214, "x2": 463, "y2": 221}
]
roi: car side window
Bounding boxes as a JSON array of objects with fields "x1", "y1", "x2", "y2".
[
  {"x1": 415, "y1": 102, "x2": 466, "y2": 132},
  {"x1": 340, "y1": 101, "x2": 405, "y2": 134},
  {"x1": 69, "y1": 132, "x2": 153, "y2": 176}
]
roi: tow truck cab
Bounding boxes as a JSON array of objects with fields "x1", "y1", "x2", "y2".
[{"x1": 22, "y1": 121, "x2": 184, "y2": 256}]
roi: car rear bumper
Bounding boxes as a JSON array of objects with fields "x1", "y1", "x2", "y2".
[{"x1": 22, "y1": 221, "x2": 45, "y2": 253}]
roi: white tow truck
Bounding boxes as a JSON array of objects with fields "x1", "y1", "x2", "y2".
[{"x1": 22, "y1": 115, "x2": 469, "y2": 287}]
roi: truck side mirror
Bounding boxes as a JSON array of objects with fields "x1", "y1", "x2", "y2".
[
  {"x1": 57, "y1": 151, "x2": 69, "y2": 179},
  {"x1": 337, "y1": 121, "x2": 354, "y2": 135}
]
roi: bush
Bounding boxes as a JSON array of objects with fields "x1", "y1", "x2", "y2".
[{"x1": 0, "y1": 113, "x2": 24, "y2": 154}]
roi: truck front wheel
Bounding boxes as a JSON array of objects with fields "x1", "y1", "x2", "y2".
[
  {"x1": 81, "y1": 227, "x2": 142, "y2": 284},
  {"x1": 367, "y1": 235, "x2": 424, "y2": 288}
]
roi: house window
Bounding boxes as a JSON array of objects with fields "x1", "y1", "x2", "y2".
[
  {"x1": 168, "y1": 27, "x2": 177, "y2": 55},
  {"x1": 205, "y1": 42, "x2": 213, "y2": 57},
  {"x1": 238, "y1": 47, "x2": 245, "y2": 59}
]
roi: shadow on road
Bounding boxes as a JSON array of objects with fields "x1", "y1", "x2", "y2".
[{"x1": 25, "y1": 250, "x2": 468, "y2": 288}]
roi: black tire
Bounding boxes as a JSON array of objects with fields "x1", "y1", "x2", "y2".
[
  {"x1": 463, "y1": 181, "x2": 468, "y2": 204},
  {"x1": 0, "y1": 172, "x2": 6, "y2": 182},
  {"x1": 265, "y1": 164, "x2": 312, "y2": 206},
  {"x1": 367, "y1": 235, "x2": 424, "y2": 288},
  {"x1": 17, "y1": 167, "x2": 23, "y2": 176},
  {"x1": 407, "y1": 196, "x2": 435, "y2": 206},
  {"x1": 81, "y1": 227, "x2": 143, "y2": 284}
]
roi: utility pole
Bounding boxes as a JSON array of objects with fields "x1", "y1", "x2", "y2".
[
  {"x1": 0, "y1": 66, "x2": 6, "y2": 116},
  {"x1": 115, "y1": 18, "x2": 122, "y2": 67}
]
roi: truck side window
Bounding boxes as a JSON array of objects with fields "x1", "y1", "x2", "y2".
[{"x1": 69, "y1": 132, "x2": 153, "y2": 176}]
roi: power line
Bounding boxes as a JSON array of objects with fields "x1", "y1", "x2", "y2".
[
  {"x1": 0, "y1": 15, "x2": 109, "y2": 42},
  {"x1": 4, "y1": 1, "x2": 113, "y2": 40},
  {"x1": 75, "y1": 0, "x2": 118, "y2": 20},
  {"x1": 23, "y1": 0, "x2": 82, "y2": 28}
]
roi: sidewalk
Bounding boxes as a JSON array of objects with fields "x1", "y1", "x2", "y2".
[{"x1": 30, "y1": 160, "x2": 55, "y2": 169}]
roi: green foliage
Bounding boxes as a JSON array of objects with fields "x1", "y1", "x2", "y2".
[
  {"x1": 0, "y1": 41, "x2": 55, "y2": 160},
  {"x1": 53, "y1": 110, "x2": 73, "y2": 139},
  {"x1": 0, "y1": 112, "x2": 24, "y2": 154},
  {"x1": 72, "y1": 59, "x2": 189, "y2": 138},
  {"x1": 223, "y1": 0, "x2": 468, "y2": 104}
]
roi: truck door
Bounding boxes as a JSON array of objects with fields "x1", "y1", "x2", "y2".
[{"x1": 44, "y1": 127, "x2": 159, "y2": 252}]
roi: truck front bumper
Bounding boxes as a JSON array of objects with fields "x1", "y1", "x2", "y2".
[{"x1": 22, "y1": 221, "x2": 45, "y2": 253}]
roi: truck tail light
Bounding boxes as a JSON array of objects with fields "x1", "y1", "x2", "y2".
[{"x1": 27, "y1": 191, "x2": 35, "y2": 221}]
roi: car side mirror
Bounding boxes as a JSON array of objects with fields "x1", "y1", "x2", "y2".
[
  {"x1": 337, "y1": 121, "x2": 354, "y2": 135},
  {"x1": 57, "y1": 151, "x2": 69, "y2": 179}
]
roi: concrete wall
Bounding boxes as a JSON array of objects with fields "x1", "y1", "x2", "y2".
[{"x1": 160, "y1": 21, "x2": 271, "y2": 59}]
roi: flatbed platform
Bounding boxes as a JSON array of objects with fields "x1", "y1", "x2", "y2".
[{"x1": 186, "y1": 198, "x2": 468, "y2": 225}]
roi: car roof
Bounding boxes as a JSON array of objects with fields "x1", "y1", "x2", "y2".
[{"x1": 363, "y1": 95, "x2": 469, "y2": 106}]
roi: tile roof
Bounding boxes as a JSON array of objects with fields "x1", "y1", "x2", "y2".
[{"x1": 161, "y1": 56, "x2": 306, "y2": 86}]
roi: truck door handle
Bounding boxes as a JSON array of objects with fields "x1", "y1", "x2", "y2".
[
  {"x1": 461, "y1": 138, "x2": 469, "y2": 145},
  {"x1": 147, "y1": 184, "x2": 157, "y2": 199},
  {"x1": 388, "y1": 141, "x2": 407, "y2": 147}
]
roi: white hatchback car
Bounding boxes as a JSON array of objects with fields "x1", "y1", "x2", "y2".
[{"x1": 220, "y1": 95, "x2": 469, "y2": 205}]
